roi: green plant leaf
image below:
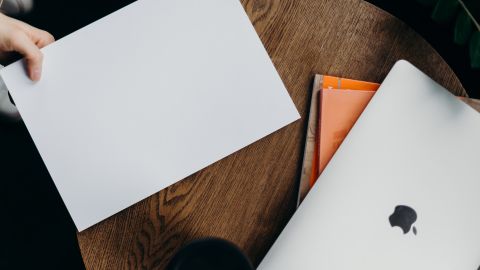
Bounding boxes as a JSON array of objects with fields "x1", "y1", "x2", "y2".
[
  {"x1": 454, "y1": 8, "x2": 474, "y2": 45},
  {"x1": 432, "y1": 0, "x2": 460, "y2": 23},
  {"x1": 470, "y1": 31, "x2": 480, "y2": 68},
  {"x1": 415, "y1": 0, "x2": 440, "y2": 7}
]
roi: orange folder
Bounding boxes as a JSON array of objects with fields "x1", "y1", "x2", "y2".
[
  {"x1": 309, "y1": 76, "x2": 380, "y2": 187},
  {"x1": 318, "y1": 89, "x2": 375, "y2": 174}
]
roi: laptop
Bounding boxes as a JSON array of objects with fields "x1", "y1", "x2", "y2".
[{"x1": 259, "y1": 60, "x2": 480, "y2": 269}]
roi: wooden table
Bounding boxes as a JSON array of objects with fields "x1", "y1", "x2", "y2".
[{"x1": 77, "y1": 0, "x2": 467, "y2": 269}]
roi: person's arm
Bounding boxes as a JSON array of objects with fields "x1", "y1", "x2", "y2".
[{"x1": 0, "y1": 12, "x2": 54, "y2": 81}]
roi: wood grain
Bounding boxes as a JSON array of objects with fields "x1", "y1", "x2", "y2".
[{"x1": 77, "y1": 0, "x2": 467, "y2": 269}]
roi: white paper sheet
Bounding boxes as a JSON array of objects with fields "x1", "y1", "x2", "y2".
[{"x1": 0, "y1": 0, "x2": 300, "y2": 231}]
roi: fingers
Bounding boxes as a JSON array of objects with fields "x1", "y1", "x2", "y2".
[
  {"x1": 10, "y1": 31, "x2": 44, "y2": 81},
  {"x1": 0, "y1": 15, "x2": 55, "y2": 81},
  {"x1": 34, "y1": 30, "x2": 55, "y2": 48},
  {"x1": 11, "y1": 18, "x2": 55, "y2": 48}
]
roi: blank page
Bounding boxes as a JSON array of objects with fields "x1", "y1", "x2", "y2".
[{"x1": 0, "y1": 0, "x2": 299, "y2": 231}]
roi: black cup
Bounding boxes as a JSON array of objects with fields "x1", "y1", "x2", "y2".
[{"x1": 166, "y1": 238, "x2": 254, "y2": 270}]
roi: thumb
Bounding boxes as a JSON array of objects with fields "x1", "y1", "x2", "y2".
[{"x1": 10, "y1": 31, "x2": 44, "y2": 81}]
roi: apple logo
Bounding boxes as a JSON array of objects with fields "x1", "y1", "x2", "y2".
[{"x1": 389, "y1": 205, "x2": 418, "y2": 235}]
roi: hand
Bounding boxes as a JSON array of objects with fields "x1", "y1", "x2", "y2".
[{"x1": 0, "y1": 13, "x2": 54, "y2": 81}]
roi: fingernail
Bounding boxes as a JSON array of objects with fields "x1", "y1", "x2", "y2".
[{"x1": 31, "y1": 68, "x2": 41, "y2": 81}]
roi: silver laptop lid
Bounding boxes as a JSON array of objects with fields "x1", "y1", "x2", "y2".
[{"x1": 259, "y1": 60, "x2": 480, "y2": 269}]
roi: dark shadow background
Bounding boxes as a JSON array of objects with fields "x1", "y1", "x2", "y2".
[
  {"x1": 1, "y1": 1, "x2": 477, "y2": 269},
  {"x1": 365, "y1": 0, "x2": 478, "y2": 98},
  {"x1": 15, "y1": 0, "x2": 135, "y2": 38}
]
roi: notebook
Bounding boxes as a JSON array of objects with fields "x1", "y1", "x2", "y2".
[
  {"x1": 297, "y1": 75, "x2": 379, "y2": 204},
  {"x1": 0, "y1": 0, "x2": 300, "y2": 231},
  {"x1": 318, "y1": 88, "x2": 375, "y2": 176},
  {"x1": 261, "y1": 60, "x2": 480, "y2": 269}
]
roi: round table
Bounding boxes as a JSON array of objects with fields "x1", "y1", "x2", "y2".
[{"x1": 77, "y1": 0, "x2": 466, "y2": 269}]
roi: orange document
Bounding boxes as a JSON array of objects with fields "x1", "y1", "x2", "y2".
[
  {"x1": 309, "y1": 76, "x2": 380, "y2": 187},
  {"x1": 318, "y1": 89, "x2": 375, "y2": 174}
]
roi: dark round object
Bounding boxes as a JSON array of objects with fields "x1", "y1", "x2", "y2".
[{"x1": 166, "y1": 238, "x2": 254, "y2": 270}]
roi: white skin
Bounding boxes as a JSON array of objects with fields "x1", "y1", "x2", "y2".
[{"x1": 0, "y1": 13, "x2": 54, "y2": 81}]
